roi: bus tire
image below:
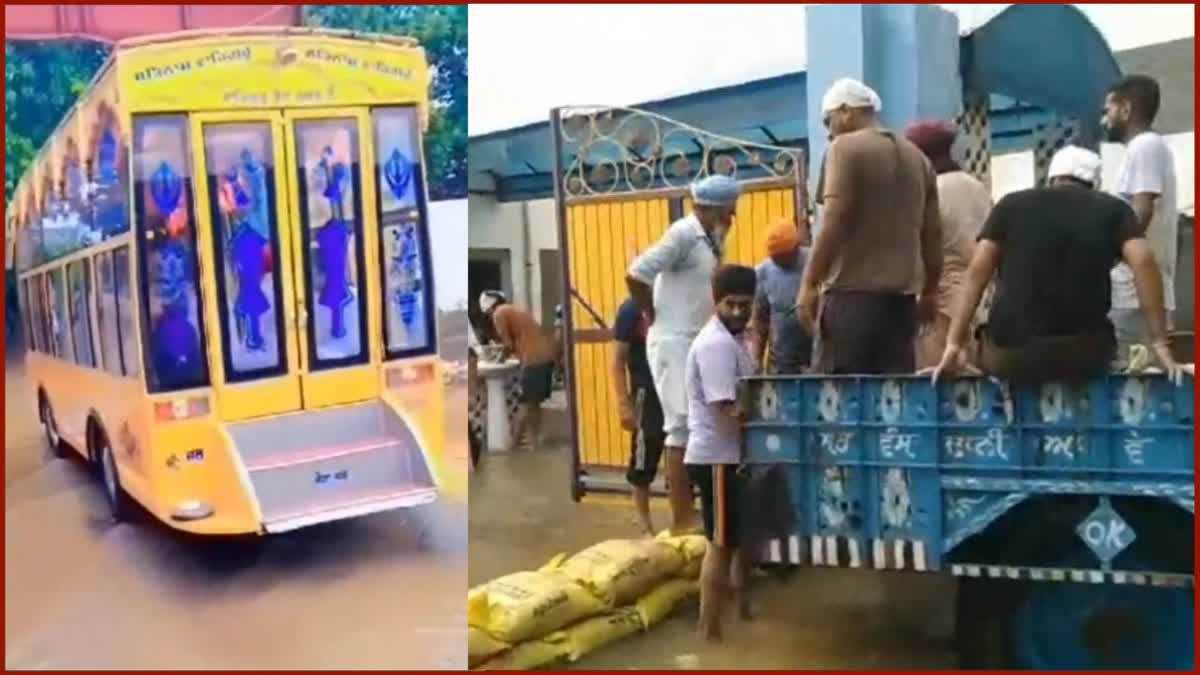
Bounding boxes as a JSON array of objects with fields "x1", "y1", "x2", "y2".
[
  {"x1": 39, "y1": 394, "x2": 68, "y2": 459},
  {"x1": 97, "y1": 433, "x2": 133, "y2": 523}
]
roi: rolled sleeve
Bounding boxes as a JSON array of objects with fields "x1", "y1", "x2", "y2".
[
  {"x1": 696, "y1": 340, "x2": 739, "y2": 404},
  {"x1": 628, "y1": 221, "x2": 691, "y2": 284}
]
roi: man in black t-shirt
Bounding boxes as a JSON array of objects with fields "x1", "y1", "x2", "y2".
[
  {"x1": 928, "y1": 146, "x2": 1182, "y2": 384},
  {"x1": 612, "y1": 296, "x2": 666, "y2": 535}
]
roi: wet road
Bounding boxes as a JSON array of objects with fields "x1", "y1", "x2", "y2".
[
  {"x1": 5, "y1": 359, "x2": 469, "y2": 670},
  {"x1": 470, "y1": 427, "x2": 958, "y2": 670}
]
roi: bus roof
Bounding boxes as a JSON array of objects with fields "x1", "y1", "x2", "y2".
[{"x1": 7, "y1": 26, "x2": 427, "y2": 225}]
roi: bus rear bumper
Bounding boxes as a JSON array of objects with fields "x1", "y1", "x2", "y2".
[{"x1": 261, "y1": 486, "x2": 438, "y2": 534}]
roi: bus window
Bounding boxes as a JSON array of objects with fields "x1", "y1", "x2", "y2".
[
  {"x1": 200, "y1": 121, "x2": 287, "y2": 380},
  {"x1": 293, "y1": 118, "x2": 368, "y2": 367},
  {"x1": 95, "y1": 250, "x2": 124, "y2": 375},
  {"x1": 20, "y1": 280, "x2": 35, "y2": 352},
  {"x1": 372, "y1": 107, "x2": 435, "y2": 357},
  {"x1": 47, "y1": 268, "x2": 73, "y2": 359},
  {"x1": 67, "y1": 259, "x2": 96, "y2": 368},
  {"x1": 113, "y1": 246, "x2": 141, "y2": 379},
  {"x1": 133, "y1": 116, "x2": 206, "y2": 391},
  {"x1": 31, "y1": 275, "x2": 48, "y2": 353},
  {"x1": 93, "y1": 112, "x2": 130, "y2": 239}
]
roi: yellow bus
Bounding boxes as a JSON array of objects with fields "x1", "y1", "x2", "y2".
[{"x1": 9, "y1": 27, "x2": 447, "y2": 536}]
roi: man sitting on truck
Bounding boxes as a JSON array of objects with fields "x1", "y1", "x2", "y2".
[
  {"x1": 684, "y1": 264, "x2": 758, "y2": 641},
  {"x1": 927, "y1": 146, "x2": 1183, "y2": 385}
]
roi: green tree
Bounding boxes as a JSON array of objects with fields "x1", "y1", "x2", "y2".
[
  {"x1": 303, "y1": 5, "x2": 466, "y2": 200},
  {"x1": 5, "y1": 40, "x2": 111, "y2": 201}
]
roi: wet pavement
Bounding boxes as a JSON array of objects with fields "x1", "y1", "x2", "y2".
[
  {"x1": 5, "y1": 357, "x2": 469, "y2": 670},
  {"x1": 469, "y1": 419, "x2": 958, "y2": 670}
]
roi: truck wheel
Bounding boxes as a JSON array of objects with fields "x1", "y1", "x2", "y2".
[
  {"x1": 1010, "y1": 559, "x2": 1193, "y2": 669},
  {"x1": 956, "y1": 577, "x2": 1021, "y2": 669}
]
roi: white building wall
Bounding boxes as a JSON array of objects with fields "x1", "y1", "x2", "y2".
[{"x1": 467, "y1": 193, "x2": 558, "y2": 320}]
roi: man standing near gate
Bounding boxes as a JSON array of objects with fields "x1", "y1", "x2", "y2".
[{"x1": 626, "y1": 174, "x2": 740, "y2": 532}]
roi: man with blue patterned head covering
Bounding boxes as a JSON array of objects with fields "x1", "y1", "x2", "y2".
[{"x1": 626, "y1": 173, "x2": 739, "y2": 532}]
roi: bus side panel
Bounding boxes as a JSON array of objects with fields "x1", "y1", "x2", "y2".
[
  {"x1": 145, "y1": 417, "x2": 261, "y2": 535},
  {"x1": 381, "y1": 358, "x2": 454, "y2": 496}
]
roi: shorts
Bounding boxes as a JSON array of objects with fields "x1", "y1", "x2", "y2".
[
  {"x1": 687, "y1": 463, "x2": 743, "y2": 548},
  {"x1": 519, "y1": 362, "x2": 554, "y2": 404},
  {"x1": 647, "y1": 334, "x2": 692, "y2": 447},
  {"x1": 627, "y1": 386, "x2": 666, "y2": 488},
  {"x1": 813, "y1": 291, "x2": 917, "y2": 375},
  {"x1": 974, "y1": 326, "x2": 1116, "y2": 384}
]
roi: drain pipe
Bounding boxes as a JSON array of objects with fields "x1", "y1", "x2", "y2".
[{"x1": 521, "y1": 199, "x2": 534, "y2": 312}]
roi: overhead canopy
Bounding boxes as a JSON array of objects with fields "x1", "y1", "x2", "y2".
[
  {"x1": 471, "y1": 4, "x2": 1122, "y2": 202},
  {"x1": 961, "y1": 3, "x2": 1121, "y2": 146},
  {"x1": 4, "y1": 4, "x2": 300, "y2": 43}
]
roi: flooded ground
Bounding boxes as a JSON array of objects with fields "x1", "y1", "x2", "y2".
[
  {"x1": 5, "y1": 354, "x2": 469, "y2": 670},
  {"x1": 469, "y1": 408, "x2": 958, "y2": 670}
]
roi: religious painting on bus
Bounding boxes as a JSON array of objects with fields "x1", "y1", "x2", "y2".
[
  {"x1": 373, "y1": 106, "x2": 432, "y2": 355},
  {"x1": 92, "y1": 108, "x2": 130, "y2": 239},
  {"x1": 201, "y1": 122, "x2": 287, "y2": 381},
  {"x1": 134, "y1": 115, "x2": 208, "y2": 392},
  {"x1": 294, "y1": 118, "x2": 367, "y2": 367}
]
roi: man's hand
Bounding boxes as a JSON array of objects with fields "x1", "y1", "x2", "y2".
[
  {"x1": 1151, "y1": 340, "x2": 1186, "y2": 386},
  {"x1": 796, "y1": 283, "x2": 820, "y2": 333},
  {"x1": 916, "y1": 291, "x2": 938, "y2": 328},
  {"x1": 618, "y1": 400, "x2": 636, "y2": 432},
  {"x1": 643, "y1": 307, "x2": 656, "y2": 326},
  {"x1": 919, "y1": 342, "x2": 979, "y2": 385}
]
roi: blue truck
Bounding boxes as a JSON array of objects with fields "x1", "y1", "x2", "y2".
[{"x1": 743, "y1": 372, "x2": 1194, "y2": 669}]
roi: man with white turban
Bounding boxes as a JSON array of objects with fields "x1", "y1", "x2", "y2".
[
  {"x1": 928, "y1": 145, "x2": 1183, "y2": 384},
  {"x1": 798, "y1": 78, "x2": 944, "y2": 375},
  {"x1": 626, "y1": 174, "x2": 740, "y2": 531}
]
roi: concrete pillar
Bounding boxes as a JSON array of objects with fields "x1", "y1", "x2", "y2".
[{"x1": 805, "y1": 3, "x2": 963, "y2": 194}]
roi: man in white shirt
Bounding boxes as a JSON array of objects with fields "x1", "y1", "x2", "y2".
[
  {"x1": 1101, "y1": 74, "x2": 1179, "y2": 366},
  {"x1": 626, "y1": 174, "x2": 740, "y2": 532}
]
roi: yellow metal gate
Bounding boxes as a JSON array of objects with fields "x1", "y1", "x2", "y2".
[{"x1": 550, "y1": 106, "x2": 807, "y2": 498}]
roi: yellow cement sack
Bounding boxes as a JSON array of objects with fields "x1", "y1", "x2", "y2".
[
  {"x1": 467, "y1": 570, "x2": 606, "y2": 643},
  {"x1": 655, "y1": 531, "x2": 708, "y2": 579},
  {"x1": 473, "y1": 637, "x2": 569, "y2": 671},
  {"x1": 559, "y1": 539, "x2": 684, "y2": 607},
  {"x1": 556, "y1": 607, "x2": 645, "y2": 662},
  {"x1": 468, "y1": 627, "x2": 511, "y2": 668},
  {"x1": 635, "y1": 578, "x2": 699, "y2": 628}
]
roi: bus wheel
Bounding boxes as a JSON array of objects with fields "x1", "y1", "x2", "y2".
[
  {"x1": 97, "y1": 436, "x2": 133, "y2": 522},
  {"x1": 39, "y1": 396, "x2": 67, "y2": 459}
]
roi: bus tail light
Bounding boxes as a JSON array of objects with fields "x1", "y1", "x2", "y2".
[
  {"x1": 154, "y1": 397, "x2": 211, "y2": 422},
  {"x1": 387, "y1": 363, "x2": 435, "y2": 389}
]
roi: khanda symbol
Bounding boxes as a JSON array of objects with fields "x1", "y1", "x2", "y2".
[
  {"x1": 150, "y1": 161, "x2": 183, "y2": 215},
  {"x1": 383, "y1": 148, "x2": 413, "y2": 202}
]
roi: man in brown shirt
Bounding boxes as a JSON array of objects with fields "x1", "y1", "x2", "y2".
[
  {"x1": 797, "y1": 78, "x2": 943, "y2": 374},
  {"x1": 480, "y1": 291, "x2": 557, "y2": 451}
]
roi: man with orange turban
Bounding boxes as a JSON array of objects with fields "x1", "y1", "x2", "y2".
[{"x1": 749, "y1": 220, "x2": 813, "y2": 374}]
